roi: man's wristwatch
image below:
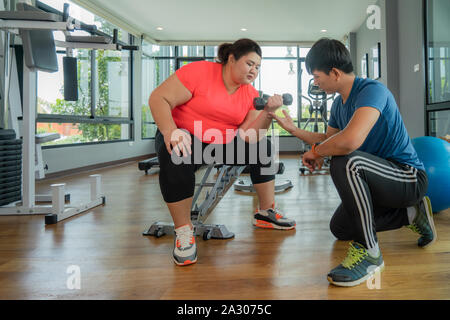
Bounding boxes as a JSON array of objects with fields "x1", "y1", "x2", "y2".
[{"x1": 311, "y1": 142, "x2": 322, "y2": 157}]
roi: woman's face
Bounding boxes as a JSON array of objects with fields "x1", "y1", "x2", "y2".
[{"x1": 229, "y1": 52, "x2": 261, "y2": 85}]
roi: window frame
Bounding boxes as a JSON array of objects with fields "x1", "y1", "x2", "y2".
[
  {"x1": 141, "y1": 45, "x2": 216, "y2": 140},
  {"x1": 35, "y1": 0, "x2": 134, "y2": 148},
  {"x1": 423, "y1": 0, "x2": 450, "y2": 135},
  {"x1": 141, "y1": 44, "x2": 319, "y2": 139}
]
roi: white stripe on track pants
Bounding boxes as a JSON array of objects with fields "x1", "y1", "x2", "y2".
[{"x1": 329, "y1": 151, "x2": 428, "y2": 250}]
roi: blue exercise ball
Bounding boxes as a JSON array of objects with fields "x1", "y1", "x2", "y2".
[{"x1": 412, "y1": 136, "x2": 450, "y2": 213}]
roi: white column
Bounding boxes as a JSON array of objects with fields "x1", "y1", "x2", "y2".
[
  {"x1": 89, "y1": 174, "x2": 102, "y2": 201},
  {"x1": 22, "y1": 61, "x2": 37, "y2": 207}
]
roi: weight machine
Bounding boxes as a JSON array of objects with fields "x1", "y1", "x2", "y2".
[
  {"x1": 0, "y1": 2, "x2": 137, "y2": 224},
  {"x1": 143, "y1": 164, "x2": 245, "y2": 240},
  {"x1": 299, "y1": 78, "x2": 335, "y2": 174}
]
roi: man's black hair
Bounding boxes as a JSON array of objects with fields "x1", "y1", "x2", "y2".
[{"x1": 305, "y1": 38, "x2": 354, "y2": 75}]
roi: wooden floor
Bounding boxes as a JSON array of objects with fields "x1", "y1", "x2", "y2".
[{"x1": 0, "y1": 154, "x2": 449, "y2": 300}]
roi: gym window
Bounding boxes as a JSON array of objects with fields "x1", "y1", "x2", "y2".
[
  {"x1": 141, "y1": 43, "x2": 216, "y2": 139},
  {"x1": 141, "y1": 43, "x2": 175, "y2": 140},
  {"x1": 141, "y1": 44, "x2": 327, "y2": 139},
  {"x1": 36, "y1": 0, "x2": 133, "y2": 147},
  {"x1": 425, "y1": 0, "x2": 450, "y2": 137}
]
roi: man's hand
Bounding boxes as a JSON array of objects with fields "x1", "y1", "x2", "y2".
[
  {"x1": 269, "y1": 109, "x2": 297, "y2": 134},
  {"x1": 302, "y1": 150, "x2": 324, "y2": 172}
]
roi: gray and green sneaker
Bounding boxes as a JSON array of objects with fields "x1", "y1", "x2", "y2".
[
  {"x1": 327, "y1": 242, "x2": 385, "y2": 287},
  {"x1": 407, "y1": 196, "x2": 437, "y2": 248}
]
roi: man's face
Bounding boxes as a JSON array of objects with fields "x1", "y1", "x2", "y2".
[{"x1": 312, "y1": 70, "x2": 337, "y2": 94}]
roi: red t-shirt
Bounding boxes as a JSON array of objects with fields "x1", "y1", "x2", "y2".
[{"x1": 173, "y1": 61, "x2": 258, "y2": 144}]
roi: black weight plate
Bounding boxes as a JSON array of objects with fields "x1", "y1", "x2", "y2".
[
  {"x1": 0, "y1": 150, "x2": 21, "y2": 157},
  {"x1": 0, "y1": 176, "x2": 21, "y2": 184},
  {"x1": 0, "y1": 160, "x2": 22, "y2": 167},
  {"x1": 0, "y1": 170, "x2": 21, "y2": 179},
  {"x1": 0, "y1": 175, "x2": 21, "y2": 182},
  {"x1": 0, "y1": 165, "x2": 22, "y2": 173},
  {"x1": 0, "y1": 185, "x2": 21, "y2": 194},
  {"x1": 0, "y1": 195, "x2": 21, "y2": 206},
  {"x1": 0, "y1": 177, "x2": 21, "y2": 184},
  {"x1": 0, "y1": 190, "x2": 21, "y2": 200},
  {"x1": 0, "y1": 129, "x2": 16, "y2": 140},
  {"x1": 0, "y1": 144, "x2": 21, "y2": 151},
  {"x1": 0, "y1": 139, "x2": 22, "y2": 146},
  {"x1": 0, "y1": 179, "x2": 21, "y2": 189},
  {"x1": 0, "y1": 155, "x2": 22, "y2": 162}
]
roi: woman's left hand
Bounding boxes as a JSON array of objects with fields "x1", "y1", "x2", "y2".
[{"x1": 263, "y1": 94, "x2": 283, "y2": 113}]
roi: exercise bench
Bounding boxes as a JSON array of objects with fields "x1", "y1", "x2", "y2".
[{"x1": 143, "y1": 162, "x2": 245, "y2": 240}]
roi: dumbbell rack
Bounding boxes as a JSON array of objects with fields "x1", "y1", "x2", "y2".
[
  {"x1": 0, "y1": 130, "x2": 22, "y2": 206},
  {"x1": 298, "y1": 79, "x2": 335, "y2": 175}
]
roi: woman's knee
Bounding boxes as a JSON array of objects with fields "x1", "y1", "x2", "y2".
[
  {"x1": 251, "y1": 138, "x2": 276, "y2": 183},
  {"x1": 159, "y1": 165, "x2": 195, "y2": 203},
  {"x1": 249, "y1": 164, "x2": 275, "y2": 184},
  {"x1": 157, "y1": 143, "x2": 196, "y2": 202}
]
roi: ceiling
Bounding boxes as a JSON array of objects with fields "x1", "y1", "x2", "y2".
[{"x1": 73, "y1": 0, "x2": 378, "y2": 45}]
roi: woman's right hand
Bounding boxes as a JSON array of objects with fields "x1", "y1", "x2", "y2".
[{"x1": 164, "y1": 128, "x2": 192, "y2": 157}]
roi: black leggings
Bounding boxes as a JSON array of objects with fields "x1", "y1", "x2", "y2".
[
  {"x1": 329, "y1": 151, "x2": 428, "y2": 249},
  {"x1": 155, "y1": 130, "x2": 276, "y2": 203}
]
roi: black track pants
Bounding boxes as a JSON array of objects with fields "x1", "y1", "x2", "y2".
[{"x1": 329, "y1": 151, "x2": 428, "y2": 250}]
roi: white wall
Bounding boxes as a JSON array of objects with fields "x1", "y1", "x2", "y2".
[
  {"x1": 354, "y1": 0, "x2": 425, "y2": 138},
  {"x1": 355, "y1": 0, "x2": 387, "y2": 86},
  {"x1": 396, "y1": 0, "x2": 426, "y2": 138}
]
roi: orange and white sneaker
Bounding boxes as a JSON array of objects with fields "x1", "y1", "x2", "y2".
[
  {"x1": 173, "y1": 224, "x2": 197, "y2": 266},
  {"x1": 253, "y1": 204, "x2": 296, "y2": 230}
]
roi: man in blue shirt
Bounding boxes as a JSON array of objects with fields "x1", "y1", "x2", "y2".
[{"x1": 271, "y1": 38, "x2": 436, "y2": 287}]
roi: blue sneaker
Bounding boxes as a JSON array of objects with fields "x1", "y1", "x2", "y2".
[
  {"x1": 327, "y1": 242, "x2": 384, "y2": 287},
  {"x1": 407, "y1": 196, "x2": 437, "y2": 248}
]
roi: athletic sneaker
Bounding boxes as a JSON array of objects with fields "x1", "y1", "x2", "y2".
[
  {"x1": 173, "y1": 224, "x2": 197, "y2": 266},
  {"x1": 407, "y1": 196, "x2": 437, "y2": 248},
  {"x1": 253, "y1": 204, "x2": 296, "y2": 230},
  {"x1": 327, "y1": 242, "x2": 385, "y2": 287}
]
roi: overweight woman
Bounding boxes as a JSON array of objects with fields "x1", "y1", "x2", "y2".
[{"x1": 149, "y1": 38, "x2": 296, "y2": 266}]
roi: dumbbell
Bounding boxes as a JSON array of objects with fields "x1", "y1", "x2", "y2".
[{"x1": 253, "y1": 93, "x2": 293, "y2": 110}]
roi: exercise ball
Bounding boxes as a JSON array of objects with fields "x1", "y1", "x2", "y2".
[{"x1": 412, "y1": 136, "x2": 450, "y2": 213}]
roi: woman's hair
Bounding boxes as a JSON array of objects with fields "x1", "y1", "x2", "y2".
[
  {"x1": 305, "y1": 38, "x2": 354, "y2": 75},
  {"x1": 216, "y1": 38, "x2": 262, "y2": 64}
]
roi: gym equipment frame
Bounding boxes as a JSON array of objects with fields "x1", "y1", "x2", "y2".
[
  {"x1": 143, "y1": 164, "x2": 246, "y2": 241},
  {"x1": 0, "y1": 3, "x2": 139, "y2": 223}
]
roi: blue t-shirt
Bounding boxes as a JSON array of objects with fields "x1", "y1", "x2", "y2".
[{"x1": 328, "y1": 77, "x2": 424, "y2": 170}]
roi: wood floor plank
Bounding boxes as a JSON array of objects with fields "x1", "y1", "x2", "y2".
[{"x1": 0, "y1": 155, "x2": 448, "y2": 300}]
